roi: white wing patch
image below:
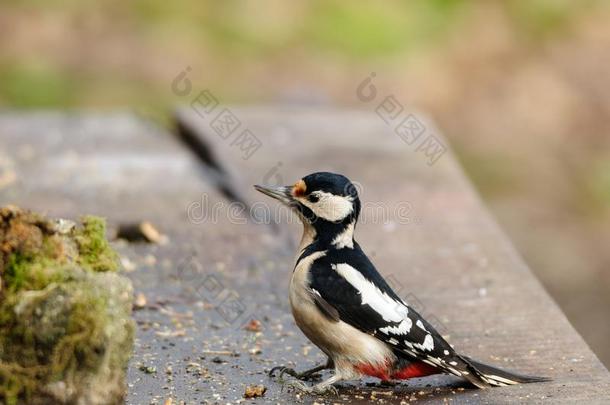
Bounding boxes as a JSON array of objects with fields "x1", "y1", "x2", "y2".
[
  {"x1": 379, "y1": 318, "x2": 412, "y2": 335},
  {"x1": 414, "y1": 334, "x2": 434, "y2": 351},
  {"x1": 333, "y1": 263, "x2": 408, "y2": 322},
  {"x1": 416, "y1": 319, "x2": 427, "y2": 331}
]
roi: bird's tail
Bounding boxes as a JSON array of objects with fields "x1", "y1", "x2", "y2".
[{"x1": 460, "y1": 355, "x2": 551, "y2": 388}]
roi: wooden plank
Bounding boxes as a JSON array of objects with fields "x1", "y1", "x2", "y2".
[
  {"x1": 0, "y1": 111, "x2": 220, "y2": 224},
  {"x1": 175, "y1": 106, "x2": 610, "y2": 403}
]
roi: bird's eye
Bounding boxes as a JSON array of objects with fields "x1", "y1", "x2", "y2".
[{"x1": 308, "y1": 194, "x2": 319, "y2": 203}]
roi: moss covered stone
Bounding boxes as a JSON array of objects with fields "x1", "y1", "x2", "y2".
[{"x1": 0, "y1": 206, "x2": 135, "y2": 405}]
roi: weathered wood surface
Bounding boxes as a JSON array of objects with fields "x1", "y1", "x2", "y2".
[
  {"x1": 0, "y1": 112, "x2": 222, "y2": 224},
  {"x1": 1, "y1": 110, "x2": 609, "y2": 404}
]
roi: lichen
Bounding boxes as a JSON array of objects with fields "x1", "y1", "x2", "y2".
[{"x1": 0, "y1": 206, "x2": 134, "y2": 405}]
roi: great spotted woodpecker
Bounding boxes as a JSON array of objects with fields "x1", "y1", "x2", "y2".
[{"x1": 255, "y1": 172, "x2": 548, "y2": 394}]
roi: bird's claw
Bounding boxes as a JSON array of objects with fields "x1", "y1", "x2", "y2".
[
  {"x1": 282, "y1": 380, "x2": 338, "y2": 396},
  {"x1": 269, "y1": 366, "x2": 298, "y2": 379},
  {"x1": 315, "y1": 385, "x2": 339, "y2": 396},
  {"x1": 269, "y1": 365, "x2": 323, "y2": 381}
]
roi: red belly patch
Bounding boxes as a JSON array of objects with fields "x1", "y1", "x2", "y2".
[
  {"x1": 354, "y1": 363, "x2": 391, "y2": 381},
  {"x1": 391, "y1": 361, "x2": 439, "y2": 380},
  {"x1": 355, "y1": 360, "x2": 440, "y2": 381}
]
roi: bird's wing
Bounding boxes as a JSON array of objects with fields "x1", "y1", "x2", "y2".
[{"x1": 308, "y1": 247, "x2": 474, "y2": 378}]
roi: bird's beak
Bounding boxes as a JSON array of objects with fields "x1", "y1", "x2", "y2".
[{"x1": 254, "y1": 185, "x2": 294, "y2": 205}]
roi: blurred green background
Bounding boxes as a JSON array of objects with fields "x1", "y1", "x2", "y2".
[{"x1": 1, "y1": 0, "x2": 609, "y2": 364}]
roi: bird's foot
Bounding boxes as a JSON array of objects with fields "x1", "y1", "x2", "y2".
[
  {"x1": 269, "y1": 364, "x2": 325, "y2": 381},
  {"x1": 282, "y1": 379, "x2": 338, "y2": 396},
  {"x1": 269, "y1": 366, "x2": 299, "y2": 379}
]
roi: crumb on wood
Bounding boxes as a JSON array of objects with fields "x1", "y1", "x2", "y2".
[
  {"x1": 134, "y1": 292, "x2": 147, "y2": 309},
  {"x1": 244, "y1": 384, "x2": 266, "y2": 398},
  {"x1": 243, "y1": 319, "x2": 262, "y2": 332}
]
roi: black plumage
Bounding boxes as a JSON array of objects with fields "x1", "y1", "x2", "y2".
[{"x1": 306, "y1": 242, "x2": 470, "y2": 377}]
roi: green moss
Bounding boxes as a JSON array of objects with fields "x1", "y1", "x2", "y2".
[
  {"x1": 0, "y1": 207, "x2": 134, "y2": 404},
  {"x1": 74, "y1": 216, "x2": 119, "y2": 273},
  {"x1": 4, "y1": 253, "x2": 67, "y2": 293}
]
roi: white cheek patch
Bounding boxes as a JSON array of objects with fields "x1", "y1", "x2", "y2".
[{"x1": 299, "y1": 191, "x2": 354, "y2": 222}]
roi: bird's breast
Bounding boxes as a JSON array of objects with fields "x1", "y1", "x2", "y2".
[
  {"x1": 289, "y1": 250, "x2": 394, "y2": 375},
  {"x1": 289, "y1": 250, "x2": 329, "y2": 351}
]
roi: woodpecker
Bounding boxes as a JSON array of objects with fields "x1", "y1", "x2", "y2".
[{"x1": 255, "y1": 172, "x2": 548, "y2": 394}]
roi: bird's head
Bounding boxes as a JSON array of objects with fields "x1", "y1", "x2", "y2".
[{"x1": 255, "y1": 172, "x2": 361, "y2": 230}]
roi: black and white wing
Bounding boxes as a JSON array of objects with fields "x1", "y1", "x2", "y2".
[{"x1": 306, "y1": 246, "x2": 476, "y2": 379}]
